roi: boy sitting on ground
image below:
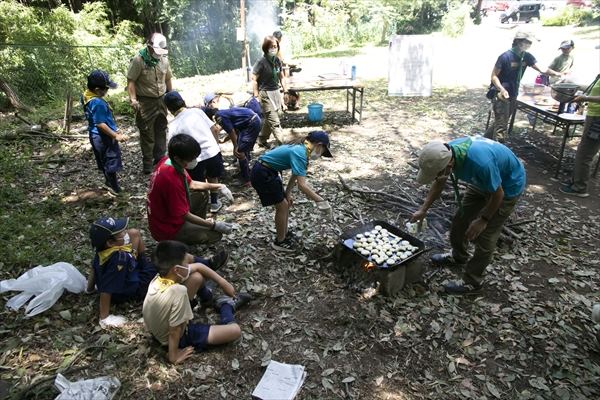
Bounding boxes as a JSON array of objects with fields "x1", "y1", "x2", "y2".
[
  {"x1": 89, "y1": 217, "x2": 228, "y2": 328},
  {"x1": 143, "y1": 240, "x2": 251, "y2": 364}
]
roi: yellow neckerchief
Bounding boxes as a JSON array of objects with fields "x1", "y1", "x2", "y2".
[
  {"x1": 173, "y1": 107, "x2": 186, "y2": 117},
  {"x1": 304, "y1": 140, "x2": 313, "y2": 168},
  {"x1": 155, "y1": 276, "x2": 177, "y2": 292},
  {"x1": 83, "y1": 89, "x2": 112, "y2": 111},
  {"x1": 98, "y1": 244, "x2": 133, "y2": 265}
]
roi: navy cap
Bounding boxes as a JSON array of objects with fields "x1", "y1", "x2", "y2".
[
  {"x1": 163, "y1": 91, "x2": 185, "y2": 109},
  {"x1": 87, "y1": 70, "x2": 117, "y2": 89},
  {"x1": 204, "y1": 92, "x2": 217, "y2": 105},
  {"x1": 89, "y1": 217, "x2": 129, "y2": 250},
  {"x1": 307, "y1": 130, "x2": 332, "y2": 158}
]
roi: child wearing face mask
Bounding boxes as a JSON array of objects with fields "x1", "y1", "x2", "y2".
[
  {"x1": 89, "y1": 217, "x2": 229, "y2": 329},
  {"x1": 250, "y1": 131, "x2": 334, "y2": 252},
  {"x1": 147, "y1": 133, "x2": 234, "y2": 245},
  {"x1": 164, "y1": 91, "x2": 230, "y2": 214},
  {"x1": 143, "y1": 240, "x2": 252, "y2": 364}
]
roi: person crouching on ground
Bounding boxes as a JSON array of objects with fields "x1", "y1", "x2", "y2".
[
  {"x1": 164, "y1": 91, "x2": 232, "y2": 214},
  {"x1": 83, "y1": 70, "x2": 128, "y2": 195},
  {"x1": 89, "y1": 216, "x2": 229, "y2": 329},
  {"x1": 147, "y1": 134, "x2": 234, "y2": 245},
  {"x1": 411, "y1": 136, "x2": 526, "y2": 294},
  {"x1": 204, "y1": 106, "x2": 261, "y2": 187},
  {"x1": 143, "y1": 240, "x2": 251, "y2": 364},
  {"x1": 250, "y1": 131, "x2": 333, "y2": 252},
  {"x1": 88, "y1": 216, "x2": 155, "y2": 328}
]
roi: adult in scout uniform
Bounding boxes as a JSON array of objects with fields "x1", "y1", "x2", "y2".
[
  {"x1": 411, "y1": 136, "x2": 526, "y2": 294},
  {"x1": 485, "y1": 31, "x2": 561, "y2": 142},
  {"x1": 127, "y1": 33, "x2": 173, "y2": 174},
  {"x1": 252, "y1": 35, "x2": 287, "y2": 148}
]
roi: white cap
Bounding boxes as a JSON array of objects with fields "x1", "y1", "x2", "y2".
[
  {"x1": 149, "y1": 33, "x2": 168, "y2": 55},
  {"x1": 416, "y1": 141, "x2": 452, "y2": 185},
  {"x1": 514, "y1": 31, "x2": 538, "y2": 42}
]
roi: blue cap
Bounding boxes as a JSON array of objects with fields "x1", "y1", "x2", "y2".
[
  {"x1": 163, "y1": 91, "x2": 184, "y2": 109},
  {"x1": 204, "y1": 92, "x2": 218, "y2": 105},
  {"x1": 87, "y1": 70, "x2": 117, "y2": 89},
  {"x1": 307, "y1": 130, "x2": 332, "y2": 158},
  {"x1": 89, "y1": 217, "x2": 129, "y2": 250}
]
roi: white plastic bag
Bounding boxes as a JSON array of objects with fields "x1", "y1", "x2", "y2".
[
  {"x1": 54, "y1": 373, "x2": 120, "y2": 400},
  {"x1": 0, "y1": 262, "x2": 86, "y2": 317}
]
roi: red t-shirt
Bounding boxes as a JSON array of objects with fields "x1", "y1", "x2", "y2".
[{"x1": 147, "y1": 157, "x2": 191, "y2": 241}]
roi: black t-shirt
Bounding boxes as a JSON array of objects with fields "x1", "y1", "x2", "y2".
[
  {"x1": 253, "y1": 56, "x2": 282, "y2": 91},
  {"x1": 494, "y1": 49, "x2": 537, "y2": 98}
]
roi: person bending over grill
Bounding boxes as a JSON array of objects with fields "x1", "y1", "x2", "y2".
[
  {"x1": 411, "y1": 136, "x2": 526, "y2": 294},
  {"x1": 250, "y1": 131, "x2": 333, "y2": 252}
]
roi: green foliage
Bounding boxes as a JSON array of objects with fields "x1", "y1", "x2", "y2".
[
  {"x1": 542, "y1": 5, "x2": 599, "y2": 27},
  {"x1": 0, "y1": 0, "x2": 139, "y2": 110},
  {"x1": 441, "y1": 2, "x2": 472, "y2": 37}
]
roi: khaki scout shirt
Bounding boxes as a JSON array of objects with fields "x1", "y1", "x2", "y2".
[{"x1": 127, "y1": 54, "x2": 173, "y2": 98}]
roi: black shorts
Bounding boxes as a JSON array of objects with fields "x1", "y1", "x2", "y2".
[
  {"x1": 250, "y1": 162, "x2": 285, "y2": 206},
  {"x1": 188, "y1": 152, "x2": 224, "y2": 181}
]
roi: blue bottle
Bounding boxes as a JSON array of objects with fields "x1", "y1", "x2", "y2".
[{"x1": 351, "y1": 65, "x2": 356, "y2": 80}]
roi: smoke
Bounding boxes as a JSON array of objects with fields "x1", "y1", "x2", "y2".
[{"x1": 246, "y1": 0, "x2": 279, "y2": 63}]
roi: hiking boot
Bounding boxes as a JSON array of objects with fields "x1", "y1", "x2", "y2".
[
  {"x1": 210, "y1": 200, "x2": 223, "y2": 213},
  {"x1": 271, "y1": 237, "x2": 297, "y2": 253},
  {"x1": 431, "y1": 252, "x2": 464, "y2": 267},
  {"x1": 208, "y1": 249, "x2": 229, "y2": 272},
  {"x1": 215, "y1": 292, "x2": 253, "y2": 311},
  {"x1": 443, "y1": 280, "x2": 481, "y2": 295},
  {"x1": 559, "y1": 185, "x2": 589, "y2": 198}
]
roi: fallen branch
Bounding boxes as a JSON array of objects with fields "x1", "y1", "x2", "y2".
[
  {"x1": 502, "y1": 225, "x2": 522, "y2": 240},
  {"x1": 338, "y1": 174, "x2": 418, "y2": 206},
  {"x1": 506, "y1": 219, "x2": 535, "y2": 229}
]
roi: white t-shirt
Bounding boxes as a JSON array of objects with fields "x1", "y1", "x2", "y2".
[
  {"x1": 142, "y1": 276, "x2": 193, "y2": 346},
  {"x1": 168, "y1": 108, "x2": 221, "y2": 161}
]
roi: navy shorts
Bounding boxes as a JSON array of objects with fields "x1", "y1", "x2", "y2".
[
  {"x1": 250, "y1": 162, "x2": 285, "y2": 206},
  {"x1": 237, "y1": 117, "x2": 262, "y2": 154},
  {"x1": 178, "y1": 323, "x2": 211, "y2": 352},
  {"x1": 188, "y1": 152, "x2": 224, "y2": 181}
]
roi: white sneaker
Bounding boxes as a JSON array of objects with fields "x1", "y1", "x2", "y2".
[{"x1": 210, "y1": 200, "x2": 223, "y2": 213}]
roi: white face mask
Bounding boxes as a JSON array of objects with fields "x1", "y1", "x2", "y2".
[
  {"x1": 186, "y1": 159, "x2": 198, "y2": 170},
  {"x1": 310, "y1": 150, "x2": 322, "y2": 160},
  {"x1": 150, "y1": 51, "x2": 161, "y2": 60},
  {"x1": 268, "y1": 49, "x2": 278, "y2": 56},
  {"x1": 518, "y1": 42, "x2": 531, "y2": 53},
  {"x1": 122, "y1": 233, "x2": 130, "y2": 245},
  {"x1": 175, "y1": 265, "x2": 190, "y2": 282}
]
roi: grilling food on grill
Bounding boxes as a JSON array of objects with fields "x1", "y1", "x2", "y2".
[{"x1": 351, "y1": 228, "x2": 418, "y2": 265}]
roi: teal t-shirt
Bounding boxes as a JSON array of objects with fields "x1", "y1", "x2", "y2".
[
  {"x1": 450, "y1": 136, "x2": 526, "y2": 199},
  {"x1": 259, "y1": 144, "x2": 308, "y2": 176}
]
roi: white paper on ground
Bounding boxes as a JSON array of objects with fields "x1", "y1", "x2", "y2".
[{"x1": 251, "y1": 360, "x2": 307, "y2": 400}]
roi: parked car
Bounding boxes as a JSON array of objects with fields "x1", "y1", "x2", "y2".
[
  {"x1": 481, "y1": 1, "x2": 509, "y2": 12},
  {"x1": 566, "y1": 0, "x2": 592, "y2": 7},
  {"x1": 500, "y1": 3, "x2": 543, "y2": 23}
]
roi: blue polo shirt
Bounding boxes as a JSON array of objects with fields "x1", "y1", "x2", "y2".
[
  {"x1": 449, "y1": 137, "x2": 526, "y2": 199},
  {"x1": 494, "y1": 50, "x2": 537, "y2": 98},
  {"x1": 216, "y1": 107, "x2": 257, "y2": 134},
  {"x1": 258, "y1": 144, "x2": 308, "y2": 176},
  {"x1": 85, "y1": 98, "x2": 118, "y2": 137}
]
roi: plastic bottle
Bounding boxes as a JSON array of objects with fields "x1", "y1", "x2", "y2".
[{"x1": 351, "y1": 65, "x2": 356, "y2": 80}]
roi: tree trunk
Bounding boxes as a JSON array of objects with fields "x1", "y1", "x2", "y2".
[{"x1": 0, "y1": 77, "x2": 32, "y2": 111}]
